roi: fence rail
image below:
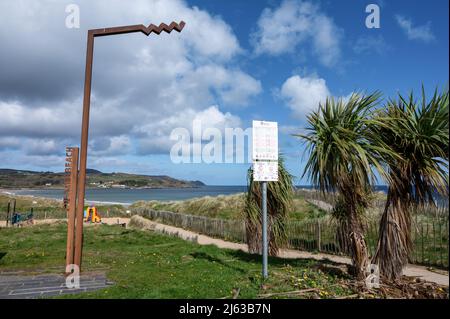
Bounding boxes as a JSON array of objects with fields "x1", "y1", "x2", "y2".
[
  {"x1": 285, "y1": 217, "x2": 449, "y2": 268},
  {"x1": 133, "y1": 208, "x2": 246, "y2": 243},
  {"x1": 132, "y1": 204, "x2": 449, "y2": 268}
]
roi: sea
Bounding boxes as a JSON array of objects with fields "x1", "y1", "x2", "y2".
[
  {"x1": 10, "y1": 185, "x2": 393, "y2": 206},
  {"x1": 12, "y1": 186, "x2": 248, "y2": 206}
]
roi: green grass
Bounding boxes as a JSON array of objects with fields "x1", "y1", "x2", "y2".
[
  {"x1": 291, "y1": 196, "x2": 328, "y2": 220},
  {"x1": 0, "y1": 193, "x2": 64, "y2": 219},
  {"x1": 0, "y1": 223, "x2": 355, "y2": 299},
  {"x1": 0, "y1": 194, "x2": 126, "y2": 220}
]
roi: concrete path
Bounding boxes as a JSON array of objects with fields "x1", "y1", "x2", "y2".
[
  {"x1": 0, "y1": 272, "x2": 113, "y2": 299},
  {"x1": 112, "y1": 216, "x2": 449, "y2": 286}
]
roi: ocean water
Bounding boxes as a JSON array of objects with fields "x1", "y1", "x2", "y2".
[
  {"x1": 12, "y1": 185, "x2": 387, "y2": 205},
  {"x1": 11, "y1": 185, "x2": 447, "y2": 207},
  {"x1": 14, "y1": 186, "x2": 248, "y2": 205}
]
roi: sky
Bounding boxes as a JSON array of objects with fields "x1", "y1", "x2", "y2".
[{"x1": 0, "y1": 0, "x2": 448, "y2": 185}]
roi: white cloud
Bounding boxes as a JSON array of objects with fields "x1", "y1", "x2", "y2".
[
  {"x1": 353, "y1": 35, "x2": 390, "y2": 55},
  {"x1": 0, "y1": 0, "x2": 261, "y2": 166},
  {"x1": 0, "y1": 137, "x2": 21, "y2": 150},
  {"x1": 90, "y1": 136, "x2": 132, "y2": 156},
  {"x1": 279, "y1": 74, "x2": 354, "y2": 119},
  {"x1": 395, "y1": 15, "x2": 435, "y2": 43},
  {"x1": 251, "y1": 0, "x2": 342, "y2": 66},
  {"x1": 184, "y1": 65, "x2": 261, "y2": 106},
  {"x1": 135, "y1": 105, "x2": 241, "y2": 155},
  {"x1": 0, "y1": 101, "x2": 79, "y2": 138},
  {"x1": 279, "y1": 125, "x2": 300, "y2": 135},
  {"x1": 280, "y1": 74, "x2": 331, "y2": 118},
  {"x1": 0, "y1": 152, "x2": 65, "y2": 170},
  {"x1": 24, "y1": 139, "x2": 60, "y2": 156}
]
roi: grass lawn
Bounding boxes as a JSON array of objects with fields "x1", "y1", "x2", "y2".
[{"x1": 0, "y1": 222, "x2": 355, "y2": 299}]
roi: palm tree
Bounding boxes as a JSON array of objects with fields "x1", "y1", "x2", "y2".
[
  {"x1": 372, "y1": 88, "x2": 449, "y2": 281},
  {"x1": 297, "y1": 93, "x2": 389, "y2": 280},
  {"x1": 245, "y1": 156, "x2": 294, "y2": 256}
]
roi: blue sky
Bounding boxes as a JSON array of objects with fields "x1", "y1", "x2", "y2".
[{"x1": 0, "y1": 0, "x2": 448, "y2": 185}]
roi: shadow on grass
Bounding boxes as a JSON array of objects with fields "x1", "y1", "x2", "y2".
[
  {"x1": 190, "y1": 252, "x2": 248, "y2": 274},
  {"x1": 211, "y1": 249, "x2": 352, "y2": 280},
  {"x1": 0, "y1": 252, "x2": 6, "y2": 262}
]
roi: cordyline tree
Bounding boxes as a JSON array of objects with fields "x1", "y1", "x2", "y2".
[
  {"x1": 245, "y1": 157, "x2": 294, "y2": 256},
  {"x1": 372, "y1": 87, "x2": 449, "y2": 281},
  {"x1": 296, "y1": 93, "x2": 392, "y2": 280}
]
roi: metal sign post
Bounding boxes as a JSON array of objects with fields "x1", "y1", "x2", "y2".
[
  {"x1": 252, "y1": 120, "x2": 278, "y2": 279},
  {"x1": 261, "y1": 181, "x2": 268, "y2": 278}
]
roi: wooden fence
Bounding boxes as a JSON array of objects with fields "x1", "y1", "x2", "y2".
[
  {"x1": 132, "y1": 205, "x2": 449, "y2": 268},
  {"x1": 285, "y1": 217, "x2": 449, "y2": 268},
  {"x1": 132, "y1": 208, "x2": 246, "y2": 243}
]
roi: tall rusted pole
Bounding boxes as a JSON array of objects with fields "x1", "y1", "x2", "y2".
[
  {"x1": 74, "y1": 32, "x2": 94, "y2": 270},
  {"x1": 73, "y1": 21, "x2": 185, "y2": 272},
  {"x1": 65, "y1": 147, "x2": 79, "y2": 270}
]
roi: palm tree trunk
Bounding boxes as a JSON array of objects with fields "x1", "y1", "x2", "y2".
[
  {"x1": 347, "y1": 208, "x2": 370, "y2": 280},
  {"x1": 245, "y1": 214, "x2": 276, "y2": 255},
  {"x1": 373, "y1": 189, "x2": 411, "y2": 281},
  {"x1": 246, "y1": 214, "x2": 261, "y2": 254}
]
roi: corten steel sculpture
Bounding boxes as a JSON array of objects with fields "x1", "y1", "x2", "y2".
[
  {"x1": 74, "y1": 21, "x2": 186, "y2": 270},
  {"x1": 64, "y1": 147, "x2": 79, "y2": 271}
]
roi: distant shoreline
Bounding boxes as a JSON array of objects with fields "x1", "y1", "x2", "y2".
[
  {"x1": 0, "y1": 189, "x2": 133, "y2": 207},
  {"x1": 1, "y1": 186, "x2": 249, "y2": 207}
]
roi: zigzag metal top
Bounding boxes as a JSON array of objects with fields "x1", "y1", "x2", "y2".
[{"x1": 90, "y1": 21, "x2": 186, "y2": 37}]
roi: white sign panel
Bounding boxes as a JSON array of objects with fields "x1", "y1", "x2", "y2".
[
  {"x1": 253, "y1": 161, "x2": 278, "y2": 182},
  {"x1": 252, "y1": 121, "x2": 278, "y2": 161}
]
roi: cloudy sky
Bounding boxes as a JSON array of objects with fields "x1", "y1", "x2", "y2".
[{"x1": 0, "y1": 0, "x2": 448, "y2": 185}]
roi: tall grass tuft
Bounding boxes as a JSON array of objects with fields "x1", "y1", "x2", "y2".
[{"x1": 245, "y1": 156, "x2": 294, "y2": 256}]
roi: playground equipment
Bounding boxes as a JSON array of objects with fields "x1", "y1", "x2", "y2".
[
  {"x1": 5, "y1": 199, "x2": 34, "y2": 227},
  {"x1": 11, "y1": 208, "x2": 34, "y2": 227},
  {"x1": 84, "y1": 206, "x2": 101, "y2": 223}
]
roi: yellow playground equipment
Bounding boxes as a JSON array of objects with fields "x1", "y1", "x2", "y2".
[{"x1": 84, "y1": 206, "x2": 101, "y2": 223}]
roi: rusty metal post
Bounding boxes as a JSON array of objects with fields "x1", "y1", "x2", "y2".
[
  {"x1": 74, "y1": 21, "x2": 185, "y2": 272},
  {"x1": 65, "y1": 147, "x2": 79, "y2": 271},
  {"x1": 74, "y1": 32, "x2": 94, "y2": 270}
]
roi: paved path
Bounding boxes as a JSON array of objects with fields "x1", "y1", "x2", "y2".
[
  {"x1": 0, "y1": 272, "x2": 113, "y2": 299},
  {"x1": 117, "y1": 216, "x2": 449, "y2": 286}
]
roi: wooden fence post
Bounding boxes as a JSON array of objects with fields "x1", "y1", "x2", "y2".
[
  {"x1": 317, "y1": 220, "x2": 321, "y2": 251},
  {"x1": 421, "y1": 224, "x2": 424, "y2": 264},
  {"x1": 6, "y1": 202, "x2": 10, "y2": 227}
]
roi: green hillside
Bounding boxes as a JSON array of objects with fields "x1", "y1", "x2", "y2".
[{"x1": 0, "y1": 169, "x2": 205, "y2": 189}]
